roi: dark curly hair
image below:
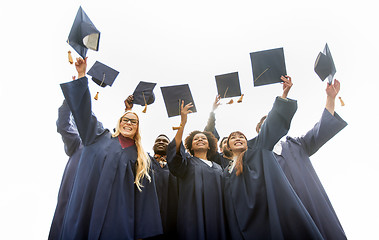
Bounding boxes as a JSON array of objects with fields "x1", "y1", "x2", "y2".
[{"x1": 184, "y1": 130, "x2": 218, "y2": 159}]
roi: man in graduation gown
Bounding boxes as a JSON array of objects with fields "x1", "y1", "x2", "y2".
[
  {"x1": 48, "y1": 99, "x2": 84, "y2": 240},
  {"x1": 258, "y1": 79, "x2": 347, "y2": 239},
  {"x1": 147, "y1": 134, "x2": 179, "y2": 240},
  {"x1": 59, "y1": 57, "x2": 162, "y2": 239},
  {"x1": 223, "y1": 76, "x2": 324, "y2": 239}
]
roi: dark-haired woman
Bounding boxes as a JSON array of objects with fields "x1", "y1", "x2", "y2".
[
  {"x1": 223, "y1": 76, "x2": 324, "y2": 239},
  {"x1": 166, "y1": 101, "x2": 227, "y2": 240}
]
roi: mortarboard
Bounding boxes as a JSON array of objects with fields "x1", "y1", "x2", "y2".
[
  {"x1": 160, "y1": 84, "x2": 197, "y2": 118},
  {"x1": 87, "y1": 61, "x2": 119, "y2": 100},
  {"x1": 67, "y1": 6, "x2": 100, "y2": 59},
  {"x1": 314, "y1": 44, "x2": 344, "y2": 106},
  {"x1": 314, "y1": 43, "x2": 336, "y2": 84},
  {"x1": 132, "y1": 81, "x2": 157, "y2": 113},
  {"x1": 215, "y1": 72, "x2": 244, "y2": 104},
  {"x1": 250, "y1": 47, "x2": 287, "y2": 87}
]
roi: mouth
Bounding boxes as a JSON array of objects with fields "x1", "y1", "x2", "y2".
[
  {"x1": 234, "y1": 142, "x2": 243, "y2": 146},
  {"x1": 123, "y1": 126, "x2": 133, "y2": 132}
]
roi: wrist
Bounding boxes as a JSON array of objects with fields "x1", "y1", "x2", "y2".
[{"x1": 77, "y1": 72, "x2": 86, "y2": 79}]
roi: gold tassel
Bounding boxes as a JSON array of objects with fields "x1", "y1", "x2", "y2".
[
  {"x1": 339, "y1": 97, "x2": 345, "y2": 106},
  {"x1": 94, "y1": 92, "x2": 99, "y2": 100},
  {"x1": 68, "y1": 51, "x2": 73, "y2": 64},
  {"x1": 227, "y1": 99, "x2": 234, "y2": 104},
  {"x1": 237, "y1": 94, "x2": 244, "y2": 103},
  {"x1": 172, "y1": 123, "x2": 183, "y2": 131},
  {"x1": 142, "y1": 104, "x2": 147, "y2": 113}
]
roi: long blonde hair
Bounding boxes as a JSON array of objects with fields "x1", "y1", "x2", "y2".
[{"x1": 112, "y1": 111, "x2": 151, "y2": 191}]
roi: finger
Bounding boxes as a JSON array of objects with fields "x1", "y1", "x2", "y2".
[
  {"x1": 281, "y1": 77, "x2": 289, "y2": 84},
  {"x1": 186, "y1": 104, "x2": 194, "y2": 109}
]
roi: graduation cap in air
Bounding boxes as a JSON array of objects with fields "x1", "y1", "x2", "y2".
[
  {"x1": 87, "y1": 61, "x2": 119, "y2": 100},
  {"x1": 314, "y1": 43, "x2": 336, "y2": 84},
  {"x1": 161, "y1": 84, "x2": 197, "y2": 129},
  {"x1": 215, "y1": 72, "x2": 244, "y2": 104},
  {"x1": 67, "y1": 6, "x2": 100, "y2": 60},
  {"x1": 250, "y1": 47, "x2": 287, "y2": 87},
  {"x1": 314, "y1": 44, "x2": 344, "y2": 106},
  {"x1": 132, "y1": 81, "x2": 157, "y2": 113}
]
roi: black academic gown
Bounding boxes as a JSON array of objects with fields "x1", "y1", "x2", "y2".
[
  {"x1": 147, "y1": 155, "x2": 179, "y2": 240},
  {"x1": 167, "y1": 142, "x2": 227, "y2": 240},
  {"x1": 275, "y1": 109, "x2": 347, "y2": 240},
  {"x1": 60, "y1": 77, "x2": 162, "y2": 240},
  {"x1": 223, "y1": 97, "x2": 324, "y2": 240},
  {"x1": 48, "y1": 100, "x2": 83, "y2": 240}
]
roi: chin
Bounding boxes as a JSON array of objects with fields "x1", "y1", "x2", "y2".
[{"x1": 121, "y1": 132, "x2": 134, "y2": 138}]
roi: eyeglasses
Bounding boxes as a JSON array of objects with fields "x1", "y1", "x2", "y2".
[{"x1": 121, "y1": 117, "x2": 139, "y2": 125}]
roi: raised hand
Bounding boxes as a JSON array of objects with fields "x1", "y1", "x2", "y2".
[
  {"x1": 326, "y1": 79, "x2": 340, "y2": 99},
  {"x1": 180, "y1": 101, "x2": 193, "y2": 127},
  {"x1": 212, "y1": 95, "x2": 221, "y2": 112},
  {"x1": 124, "y1": 95, "x2": 134, "y2": 111},
  {"x1": 281, "y1": 75, "x2": 293, "y2": 99},
  {"x1": 75, "y1": 57, "x2": 88, "y2": 79}
]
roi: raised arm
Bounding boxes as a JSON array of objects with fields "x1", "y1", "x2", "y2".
[
  {"x1": 296, "y1": 79, "x2": 347, "y2": 156},
  {"x1": 325, "y1": 79, "x2": 340, "y2": 115},
  {"x1": 174, "y1": 101, "x2": 193, "y2": 153},
  {"x1": 257, "y1": 76, "x2": 297, "y2": 150},
  {"x1": 57, "y1": 100, "x2": 82, "y2": 157},
  {"x1": 204, "y1": 95, "x2": 221, "y2": 140},
  {"x1": 60, "y1": 57, "x2": 106, "y2": 146},
  {"x1": 166, "y1": 101, "x2": 193, "y2": 177}
]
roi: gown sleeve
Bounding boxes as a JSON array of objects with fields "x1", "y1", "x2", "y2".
[
  {"x1": 57, "y1": 100, "x2": 82, "y2": 157},
  {"x1": 166, "y1": 140, "x2": 189, "y2": 178},
  {"x1": 256, "y1": 96, "x2": 298, "y2": 150},
  {"x1": 294, "y1": 108, "x2": 348, "y2": 157},
  {"x1": 204, "y1": 111, "x2": 220, "y2": 140},
  {"x1": 60, "y1": 77, "x2": 105, "y2": 146}
]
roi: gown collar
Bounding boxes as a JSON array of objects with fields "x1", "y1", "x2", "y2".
[{"x1": 118, "y1": 135, "x2": 135, "y2": 149}]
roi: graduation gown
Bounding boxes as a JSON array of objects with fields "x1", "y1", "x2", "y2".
[
  {"x1": 167, "y1": 142, "x2": 227, "y2": 240},
  {"x1": 147, "y1": 155, "x2": 179, "y2": 239},
  {"x1": 223, "y1": 97, "x2": 324, "y2": 240},
  {"x1": 275, "y1": 109, "x2": 347, "y2": 240},
  {"x1": 60, "y1": 77, "x2": 162, "y2": 240},
  {"x1": 48, "y1": 100, "x2": 84, "y2": 240}
]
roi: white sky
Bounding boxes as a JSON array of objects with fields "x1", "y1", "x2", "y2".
[{"x1": 1, "y1": 0, "x2": 378, "y2": 239}]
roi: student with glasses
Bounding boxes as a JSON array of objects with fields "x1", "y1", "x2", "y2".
[{"x1": 59, "y1": 57, "x2": 162, "y2": 239}]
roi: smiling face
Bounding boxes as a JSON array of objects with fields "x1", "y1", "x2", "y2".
[
  {"x1": 228, "y1": 131, "x2": 247, "y2": 154},
  {"x1": 191, "y1": 133, "x2": 210, "y2": 153},
  {"x1": 153, "y1": 135, "x2": 170, "y2": 155},
  {"x1": 119, "y1": 112, "x2": 139, "y2": 138}
]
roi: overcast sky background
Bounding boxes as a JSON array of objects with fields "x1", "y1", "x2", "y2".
[{"x1": 1, "y1": 0, "x2": 378, "y2": 239}]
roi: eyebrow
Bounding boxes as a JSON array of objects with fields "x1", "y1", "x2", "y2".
[{"x1": 122, "y1": 117, "x2": 138, "y2": 120}]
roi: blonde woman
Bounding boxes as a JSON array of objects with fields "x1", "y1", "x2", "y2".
[{"x1": 59, "y1": 57, "x2": 162, "y2": 239}]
